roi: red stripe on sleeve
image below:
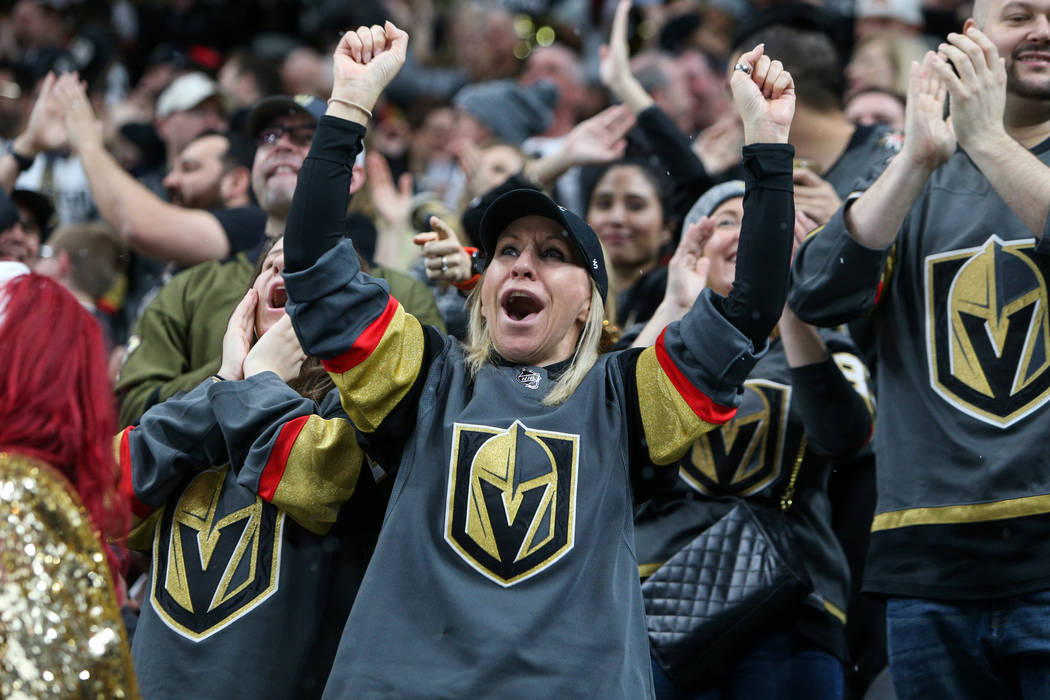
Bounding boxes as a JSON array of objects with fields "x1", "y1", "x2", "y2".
[
  {"x1": 118, "y1": 427, "x2": 154, "y2": 520},
  {"x1": 259, "y1": 415, "x2": 310, "y2": 501},
  {"x1": 654, "y1": 330, "x2": 737, "y2": 424},
  {"x1": 322, "y1": 295, "x2": 399, "y2": 374},
  {"x1": 873, "y1": 280, "x2": 884, "y2": 305}
]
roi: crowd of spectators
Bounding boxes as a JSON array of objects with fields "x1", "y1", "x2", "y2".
[{"x1": 4, "y1": 0, "x2": 1050, "y2": 698}]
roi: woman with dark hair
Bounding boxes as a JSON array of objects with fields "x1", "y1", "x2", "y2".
[
  {"x1": 247, "y1": 22, "x2": 798, "y2": 697},
  {"x1": 0, "y1": 271, "x2": 138, "y2": 696},
  {"x1": 119, "y1": 237, "x2": 386, "y2": 699}
]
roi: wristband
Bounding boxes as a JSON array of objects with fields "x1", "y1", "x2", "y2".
[{"x1": 6, "y1": 143, "x2": 34, "y2": 172}]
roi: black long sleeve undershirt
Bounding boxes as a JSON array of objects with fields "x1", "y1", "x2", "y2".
[
  {"x1": 634, "y1": 106, "x2": 716, "y2": 223},
  {"x1": 287, "y1": 116, "x2": 793, "y2": 350},
  {"x1": 284, "y1": 116, "x2": 367, "y2": 273},
  {"x1": 722, "y1": 143, "x2": 795, "y2": 347}
]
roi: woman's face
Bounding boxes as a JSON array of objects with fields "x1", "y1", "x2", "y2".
[
  {"x1": 701, "y1": 197, "x2": 743, "y2": 298},
  {"x1": 252, "y1": 238, "x2": 286, "y2": 337},
  {"x1": 480, "y1": 215, "x2": 592, "y2": 367},
  {"x1": 587, "y1": 165, "x2": 669, "y2": 271}
]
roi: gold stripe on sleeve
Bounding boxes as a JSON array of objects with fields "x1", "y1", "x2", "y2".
[
  {"x1": 275, "y1": 416, "x2": 365, "y2": 535},
  {"x1": 330, "y1": 305, "x2": 426, "y2": 433},
  {"x1": 635, "y1": 347, "x2": 719, "y2": 465}
]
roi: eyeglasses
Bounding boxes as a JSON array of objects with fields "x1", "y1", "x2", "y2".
[{"x1": 257, "y1": 124, "x2": 315, "y2": 148}]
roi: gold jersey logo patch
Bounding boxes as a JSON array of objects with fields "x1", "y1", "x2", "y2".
[
  {"x1": 150, "y1": 466, "x2": 283, "y2": 640},
  {"x1": 679, "y1": 380, "x2": 792, "y2": 496},
  {"x1": 444, "y1": 421, "x2": 579, "y2": 587},
  {"x1": 925, "y1": 235, "x2": 1050, "y2": 427}
]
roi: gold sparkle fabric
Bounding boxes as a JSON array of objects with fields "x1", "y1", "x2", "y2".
[{"x1": 0, "y1": 452, "x2": 139, "y2": 699}]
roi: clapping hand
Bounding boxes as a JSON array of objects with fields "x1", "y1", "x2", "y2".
[
  {"x1": 931, "y1": 27, "x2": 1005, "y2": 156},
  {"x1": 12, "y1": 72, "x2": 68, "y2": 157},
  {"x1": 367, "y1": 151, "x2": 413, "y2": 227},
  {"x1": 560, "y1": 104, "x2": 635, "y2": 166},
  {"x1": 792, "y1": 169, "x2": 843, "y2": 226},
  {"x1": 901, "y1": 52, "x2": 957, "y2": 172},
  {"x1": 598, "y1": 0, "x2": 653, "y2": 112},
  {"x1": 51, "y1": 73, "x2": 104, "y2": 153},
  {"x1": 664, "y1": 218, "x2": 714, "y2": 311},
  {"x1": 730, "y1": 44, "x2": 795, "y2": 145}
]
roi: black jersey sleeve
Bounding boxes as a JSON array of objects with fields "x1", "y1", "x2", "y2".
[
  {"x1": 635, "y1": 105, "x2": 715, "y2": 221},
  {"x1": 206, "y1": 372, "x2": 369, "y2": 535},
  {"x1": 788, "y1": 333, "x2": 875, "y2": 458},
  {"x1": 788, "y1": 197, "x2": 897, "y2": 326}
]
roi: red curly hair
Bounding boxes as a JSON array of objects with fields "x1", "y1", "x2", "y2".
[{"x1": 0, "y1": 274, "x2": 127, "y2": 583}]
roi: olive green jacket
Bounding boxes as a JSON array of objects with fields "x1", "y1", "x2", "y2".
[{"x1": 116, "y1": 252, "x2": 445, "y2": 428}]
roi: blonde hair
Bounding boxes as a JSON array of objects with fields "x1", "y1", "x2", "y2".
[{"x1": 464, "y1": 277, "x2": 606, "y2": 406}]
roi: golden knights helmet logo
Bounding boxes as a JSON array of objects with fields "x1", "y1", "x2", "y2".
[
  {"x1": 150, "y1": 467, "x2": 283, "y2": 640},
  {"x1": 679, "y1": 380, "x2": 791, "y2": 496},
  {"x1": 926, "y1": 236, "x2": 1050, "y2": 427},
  {"x1": 445, "y1": 421, "x2": 579, "y2": 587}
]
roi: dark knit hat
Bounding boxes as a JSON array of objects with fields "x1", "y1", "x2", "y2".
[
  {"x1": 479, "y1": 189, "x2": 608, "y2": 303},
  {"x1": 682, "y1": 180, "x2": 745, "y2": 235},
  {"x1": 453, "y1": 80, "x2": 559, "y2": 146}
]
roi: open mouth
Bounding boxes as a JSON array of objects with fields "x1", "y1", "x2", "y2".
[
  {"x1": 501, "y1": 290, "x2": 543, "y2": 321},
  {"x1": 268, "y1": 284, "x2": 287, "y2": 310},
  {"x1": 266, "y1": 162, "x2": 300, "y2": 178}
]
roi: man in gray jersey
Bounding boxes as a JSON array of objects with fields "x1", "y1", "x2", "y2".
[{"x1": 790, "y1": 0, "x2": 1050, "y2": 696}]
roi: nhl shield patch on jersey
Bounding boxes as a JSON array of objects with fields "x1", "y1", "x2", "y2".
[
  {"x1": 679, "y1": 379, "x2": 792, "y2": 496},
  {"x1": 925, "y1": 235, "x2": 1050, "y2": 427},
  {"x1": 444, "y1": 420, "x2": 579, "y2": 587},
  {"x1": 149, "y1": 467, "x2": 283, "y2": 640},
  {"x1": 517, "y1": 368, "x2": 541, "y2": 389}
]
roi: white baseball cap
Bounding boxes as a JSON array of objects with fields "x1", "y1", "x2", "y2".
[{"x1": 156, "y1": 72, "x2": 231, "y2": 118}]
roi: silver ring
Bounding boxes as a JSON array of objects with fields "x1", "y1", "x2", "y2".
[
  {"x1": 733, "y1": 63, "x2": 752, "y2": 75},
  {"x1": 72, "y1": 99, "x2": 81, "y2": 108},
  {"x1": 440, "y1": 256, "x2": 448, "y2": 273}
]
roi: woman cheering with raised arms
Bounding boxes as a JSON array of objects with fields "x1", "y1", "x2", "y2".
[{"x1": 275, "y1": 22, "x2": 796, "y2": 698}]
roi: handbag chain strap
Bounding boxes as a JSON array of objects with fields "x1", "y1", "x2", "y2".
[{"x1": 778, "y1": 435, "x2": 807, "y2": 512}]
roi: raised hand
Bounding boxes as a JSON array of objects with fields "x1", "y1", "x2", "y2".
[
  {"x1": 664, "y1": 218, "x2": 714, "y2": 311},
  {"x1": 694, "y1": 115, "x2": 744, "y2": 175},
  {"x1": 413, "y1": 215, "x2": 472, "y2": 283},
  {"x1": 560, "y1": 104, "x2": 635, "y2": 165},
  {"x1": 367, "y1": 151, "x2": 413, "y2": 227},
  {"x1": 330, "y1": 21, "x2": 409, "y2": 115},
  {"x1": 50, "y1": 73, "x2": 104, "y2": 153},
  {"x1": 243, "y1": 314, "x2": 308, "y2": 382},
  {"x1": 218, "y1": 290, "x2": 258, "y2": 381},
  {"x1": 730, "y1": 44, "x2": 795, "y2": 145},
  {"x1": 792, "y1": 169, "x2": 843, "y2": 225},
  {"x1": 12, "y1": 72, "x2": 68, "y2": 157},
  {"x1": 931, "y1": 27, "x2": 1005, "y2": 154},
  {"x1": 598, "y1": 0, "x2": 653, "y2": 112},
  {"x1": 902, "y1": 52, "x2": 956, "y2": 171}
]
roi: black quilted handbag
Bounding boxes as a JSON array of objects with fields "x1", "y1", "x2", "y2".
[{"x1": 641, "y1": 437, "x2": 813, "y2": 690}]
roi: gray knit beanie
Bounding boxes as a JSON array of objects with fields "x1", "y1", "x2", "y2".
[
  {"x1": 453, "y1": 80, "x2": 559, "y2": 146},
  {"x1": 682, "y1": 180, "x2": 746, "y2": 235}
]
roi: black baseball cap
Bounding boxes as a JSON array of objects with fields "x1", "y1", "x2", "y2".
[
  {"x1": 479, "y1": 189, "x2": 608, "y2": 303},
  {"x1": 246, "y1": 94, "x2": 327, "y2": 139}
]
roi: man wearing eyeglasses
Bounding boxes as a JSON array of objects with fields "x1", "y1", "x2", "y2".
[{"x1": 115, "y1": 93, "x2": 445, "y2": 427}]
